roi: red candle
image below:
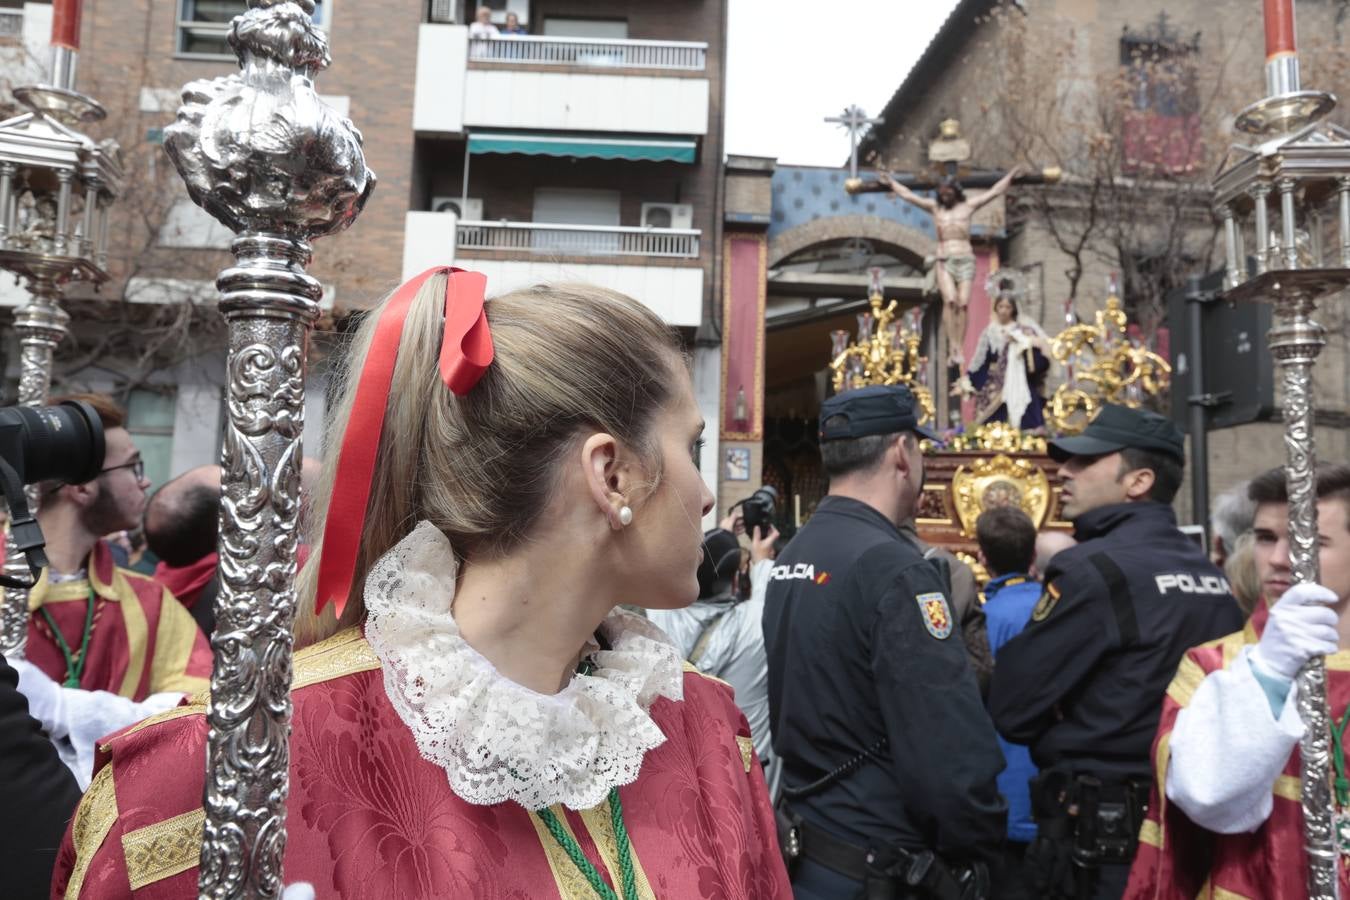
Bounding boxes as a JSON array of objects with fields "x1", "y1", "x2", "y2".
[
  {"x1": 51, "y1": 0, "x2": 82, "y2": 50},
  {"x1": 1263, "y1": 0, "x2": 1297, "y2": 60}
]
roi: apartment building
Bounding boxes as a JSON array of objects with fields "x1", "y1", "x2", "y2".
[{"x1": 0, "y1": 0, "x2": 728, "y2": 501}]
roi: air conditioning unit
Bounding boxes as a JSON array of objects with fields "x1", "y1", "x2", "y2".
[
  {"x1": 427, "y1": 0, "x2": 456, "y2": 23},
  {"x1": 431, "y1": 196, "x2": 483, "y2": 220},
  {"x1": 640, "y1": 202, "x2": 693, "y2": 230}
]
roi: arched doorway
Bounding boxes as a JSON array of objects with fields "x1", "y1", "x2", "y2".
[{"x1": 761, "y1": 221, "x2": 936, "y2": 529}]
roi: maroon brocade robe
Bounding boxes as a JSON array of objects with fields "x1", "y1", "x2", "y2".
[
  {"x1": 1124, "y1": 602, "x2": 1350, "y2": 899},
  {"x1": 53, "y1": 627, "x2": 791, "y2": 899}
]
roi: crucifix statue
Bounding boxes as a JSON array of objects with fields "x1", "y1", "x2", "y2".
[
  {"x1": 847, "y1": 120, "x2": 1058, "y2": 394},
  {"x1": 826, "y1": 105, "x2": 883, "y2": 180},
  {"x1": 879, "y1": 166, "x2": 1021, "y2": 381}
]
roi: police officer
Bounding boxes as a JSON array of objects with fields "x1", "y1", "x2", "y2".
[
  {"x1": 987, "y1": 404, "x2": 1244, "y2": 900},
  {"x1": 764, "y1": 385, "x2": 1005, "y2": 899}
]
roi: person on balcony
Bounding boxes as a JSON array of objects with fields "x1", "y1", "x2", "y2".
[
  {"x1": 468, "y1": 5, "x2": 498, "y2": 38},
  {"x1": 500, "y1": 11, "x2": 526, "y2": 34}
]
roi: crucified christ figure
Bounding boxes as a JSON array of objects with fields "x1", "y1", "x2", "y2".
[{"x1": 879, "y1": 166, "x2": 1023, "y2": 378}]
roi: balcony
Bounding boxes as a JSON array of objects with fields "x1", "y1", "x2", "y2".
[
  {"x1": 467, "y1": 36, "x2": 706, "y2": 71},
  {"x1": 414, "y1": 25, "x2": 711, "y2": 137},
  {"x1": 402, "y1": 212, "x2": 704, "y2": 327},
  {"x1": 456, "y1": 221, "x2": 699, "y2": 259}
]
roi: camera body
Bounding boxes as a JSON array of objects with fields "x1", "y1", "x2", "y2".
[{"x1": 740, "y1": 485, "x2": 779, "y2": 536}]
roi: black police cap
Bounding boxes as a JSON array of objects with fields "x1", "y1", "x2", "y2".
[
  {"x1": 819, "y1": 384, "x2": 939, "y2": 442},
  {"x1": 1048, "y1": 403, "x2": 1185, "y2": 463}
]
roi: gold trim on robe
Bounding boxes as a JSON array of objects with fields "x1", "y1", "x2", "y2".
[
  {"x1": 65, "y1": 765, "x2": 119, "y2": 900},
  {"x1": 528, "y1": 807, "x2": 601, "y2": 899},
  {"x1": 576, "y1": 801, "x2": 657, "y2": 900},
  {"x1": 293, "y1": 626, "x2": 381, "y2": 690},
  {"x1": 736, "y1": 735, "x2": 755, "y2": 773},
  {"x1": 121, "y1": 808, "x2": 205, "y2": 890}
]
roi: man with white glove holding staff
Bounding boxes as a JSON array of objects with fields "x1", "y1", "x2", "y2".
[{"x1": 1125, "y1": 464, "x2": 1350, "y2": 899}]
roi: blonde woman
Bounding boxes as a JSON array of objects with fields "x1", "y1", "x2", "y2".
[{"x1": 54, "y1": 269, "x2": 790, "y2": 899}]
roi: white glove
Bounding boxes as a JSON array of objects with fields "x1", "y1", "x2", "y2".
[
  {"x1": 1250, "y1": 582, "x2": 1340, "y2": 682},
  {"x1": 9, "y1": 658, "x2": 67, "y2": 737},
  {"x1": 282, "y1": 885, "x2": 315, "y2": 900},
  {"x1": 10, "y1": 659, "x2": 183, "y2": 788}
]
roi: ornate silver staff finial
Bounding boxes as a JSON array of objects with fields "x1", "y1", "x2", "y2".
[
  {"x1": 163, "y1": 0, "x2": 373, "y2": 896},
  {"x1": 1214, "y1": 0, "x2": 1349, "y2": 895}
]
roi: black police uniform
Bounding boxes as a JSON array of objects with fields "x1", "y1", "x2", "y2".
[
  {"x1": 987, "y1": 406, "x2": 1245, "y2": 900},
  {"x1": 764, "y1": 385, "x2": 1005, "y2": 898}
]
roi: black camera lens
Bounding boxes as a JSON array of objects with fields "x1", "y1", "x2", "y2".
[
  {"x1": 741, "y1": 485, "x2": 779, "y2": 534},
  {"x1": 0, "y1": 400, "x2": 105, "y2": 485}
]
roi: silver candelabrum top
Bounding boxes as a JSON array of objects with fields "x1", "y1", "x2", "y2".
[{"x1": 164, "y1": 0, "x2": 375, "y2": 241}]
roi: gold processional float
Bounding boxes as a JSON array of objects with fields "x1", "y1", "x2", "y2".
[{"x1": 827, "y1": 268, "x2": 1172, "y2": 579}]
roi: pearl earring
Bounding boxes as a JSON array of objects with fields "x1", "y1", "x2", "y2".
[{"x1": 618, "y1": 506, "x2": 634, "y2": 527}]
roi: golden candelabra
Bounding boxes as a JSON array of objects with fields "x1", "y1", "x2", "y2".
[
  {"x1": 829, "y1": 275, "x2": 935, "y2": 424},
  {"x1": 1048, "y1": 290, "x2": 1171, "y2": 435}
]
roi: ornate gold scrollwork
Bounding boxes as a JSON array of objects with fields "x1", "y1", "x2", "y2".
[
  {"x1": 927, "y1": 421, "x2": 1048, "y2": 455},
  {"x1": 1048, "y1": 293, "x2": 1171, "y2": 435},
  {"x1": 829, "y1": 269, "x2": 935, "y2": 424},
  {"x1": 951, "y1": 453, "x2": 1052, "y2": 537}
]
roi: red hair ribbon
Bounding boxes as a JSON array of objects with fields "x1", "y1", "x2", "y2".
[{"x1": 314, "y1": 267, "x2": 494, "y2": 617}]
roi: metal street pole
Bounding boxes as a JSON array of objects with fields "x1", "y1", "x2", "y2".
[{"x1": 161, "y1": 1, "x2": 373, "y2": 896}]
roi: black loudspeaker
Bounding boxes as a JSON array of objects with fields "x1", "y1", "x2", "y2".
[{"x1": 1167, "y1": 267, "x2": 1276, "y2": 433}]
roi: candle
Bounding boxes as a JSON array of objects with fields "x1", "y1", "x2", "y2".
[
  {"x1": 1263, "y1": 0, "x2": 1297, "y2": 60},
  {"x1": 51, "y1": 0, "x2": 81, "y2": 50}
]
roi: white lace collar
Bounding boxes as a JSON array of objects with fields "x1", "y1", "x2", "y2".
[{"x1": 363, "y1": 521, "x2": 685, "y2": 811}]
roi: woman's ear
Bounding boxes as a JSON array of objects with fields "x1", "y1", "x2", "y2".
[{"x1": 580, "y1": 432, "x2": 629, "y2": 530}]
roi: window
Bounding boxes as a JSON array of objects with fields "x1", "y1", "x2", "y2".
[
  {"x1": 177, "y1": 0, "x2": 328, "y2": 58},
  {"x1": 532, "y1": 188, "x2": 620, "y2": 227},
  {"x1": 159, "y1": 198, "x2": 233, "y2": 250},
  {"x1": 1119, "y1": 13, "x2": 1201, "y2": 175},
  {"x1": 531, "y1": 188, "x2": 620, "y2": 254},
  {"x1": 126, "y1": 390, "x2": 176, "y2": 490},
  {"x1": 542, "y1": 18, "x2": 628, "y2": 39}
]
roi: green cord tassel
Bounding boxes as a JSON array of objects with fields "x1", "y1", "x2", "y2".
[{"x1": 536, "y1": 788, "x2": 639, "y2": 900}]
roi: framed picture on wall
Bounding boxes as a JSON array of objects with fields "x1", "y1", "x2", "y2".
[{"x1": 724, "y1": 447, "x2": 750, "y2": 482}]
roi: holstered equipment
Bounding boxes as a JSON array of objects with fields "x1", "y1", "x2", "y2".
[{"x1": 1027, "y1": 769, "x2": 1149, "y2": 899}]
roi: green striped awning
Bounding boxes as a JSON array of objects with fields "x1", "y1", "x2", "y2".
[{"x1": 467, "y1": 132, "x2": 696, "y2": 163}]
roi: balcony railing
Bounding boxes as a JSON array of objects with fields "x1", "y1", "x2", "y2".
[
  {"x1": 457, "y1": 221, "x2": 701, "y2": 259},
  {"x1": 468, "y1": 36, "x2": 707, "y2": 72},
  {"x1": 0, "y1": 10, "x2": 23, "y2": 41}
]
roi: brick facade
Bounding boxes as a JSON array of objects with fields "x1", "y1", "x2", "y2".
[
  {"x1": 63, "y1": 0, "x2": 725, "y2": 311},
  {"x1": 857, "y1": 0, "x2": 1350, "y2": 526}
]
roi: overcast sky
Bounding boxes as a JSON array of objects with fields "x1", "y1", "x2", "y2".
[{"x1": 724, "y1": 0, "x2": 963, "y2": 167}]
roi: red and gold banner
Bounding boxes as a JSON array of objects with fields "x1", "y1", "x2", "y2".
[{"x1": 721, "y1": 234, "x2": 767, "y2": 441}]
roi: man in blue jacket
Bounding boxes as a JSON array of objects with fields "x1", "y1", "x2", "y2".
[{"x1": 976, "y1": 505, "x2": 1043, "y2": 899}]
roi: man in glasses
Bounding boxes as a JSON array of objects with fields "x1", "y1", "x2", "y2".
[{"x1": 4, "y1": 393, "x2": 210, "y2": 786}]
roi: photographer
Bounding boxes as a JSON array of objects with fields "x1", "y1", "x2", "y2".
[
  {"x1": 649, "y1": 507, "x2": 781, "y2": 794},
  {"x1": 17, "y1": 394, "x2": 210, "y2": 701},
  {"x1": 7, "y1": 395, "x2": 210, "y2": 786}
]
